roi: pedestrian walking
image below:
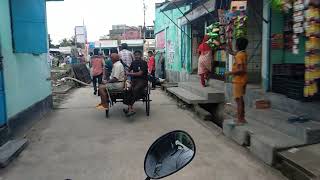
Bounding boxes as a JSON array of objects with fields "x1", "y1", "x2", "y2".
[
  {"x1": 91, "y1": 49, "x2": 105, "y2": 95},
  {"x1": 198, "y1": 35, "x2": 212, "y2": 87}
]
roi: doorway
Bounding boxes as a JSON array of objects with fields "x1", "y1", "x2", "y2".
[
  {"x1": 191, "y1": 22, "x2": 205, "y2": 74},
  {"x1": 0, "y1": 41, "x2": 7, "y2": 127}
]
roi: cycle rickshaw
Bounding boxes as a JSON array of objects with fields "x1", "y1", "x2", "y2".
[{"x1": 105, "y1": 83, "x2": 151, "y2": 118}]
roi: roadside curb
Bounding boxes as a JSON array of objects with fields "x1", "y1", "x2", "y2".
[{"x1": 52, "y1": 86, "x2": 73, "y2": 94}]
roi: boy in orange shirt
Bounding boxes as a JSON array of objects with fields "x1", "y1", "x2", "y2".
[{"x1": 226, "y1": 37, "x2": 249, "y2": 125}]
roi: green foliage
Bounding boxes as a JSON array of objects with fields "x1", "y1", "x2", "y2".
[{"x1": 271, "y1": 0, "x2": 282, "y2": 11}]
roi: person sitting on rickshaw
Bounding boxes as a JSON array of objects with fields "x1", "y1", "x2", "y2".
[
  {"x1": 96, "y1": 53, "x2": 125, "y2": 110},
  {"x1": 124, "y1": 50, "x2": 148, "y2": 117}
]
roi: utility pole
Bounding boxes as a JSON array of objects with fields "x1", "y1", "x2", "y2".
[{"x1": 143, "y1": 0, "x2": 146, "y2": 40}]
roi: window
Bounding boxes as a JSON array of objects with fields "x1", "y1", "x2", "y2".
[{"x1": 10, "y1": 0, "x2": 48, "y2": 54}]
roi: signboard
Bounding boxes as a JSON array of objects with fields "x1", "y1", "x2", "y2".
[
  {"x1": 75, "y1": 26, "x2": 87, "y2": 43},
  {"x1": 230, "y1": 1, "x2": 247, "y2": 11},
  {"x1": 100, "y1": 40, "x2": 118, "y2": 48},
  {"x1": 145, "y1": 39, "x2": 156, "y2": 48},
  {"x1": 94, "y1": 40, "x2": 118, "y2": 48},
  {"x1": 156, "y1": 31, "x2": 165, "y2": 49},
  {"x1": 88, "y1": 42, "x2": 95, "y2": 49},
  {"x1": 167, "y1": 40, "x2": 175, "y2": 64}
]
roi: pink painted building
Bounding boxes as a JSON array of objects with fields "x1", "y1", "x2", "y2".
[{"x1": 122, "y1": 29, "x2": 141, "y2": 40}]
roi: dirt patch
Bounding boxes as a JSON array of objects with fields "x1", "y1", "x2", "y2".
[{"x1": 51, "y1": 67, "x2": 75, "y2": 108}]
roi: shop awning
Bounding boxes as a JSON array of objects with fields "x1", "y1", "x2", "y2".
[
  {"x1": 121, "y1": 40, "x2": 144, "y2": 47},
  {"x1": 161, "y1": 0, "x2": 193, "y2": 11},
  {"x1": 95, "y1": 40, "x2": 118, "y2": 48},
  {"x1": 180, "y1": 0, "x2": 216, "y2": 25}
]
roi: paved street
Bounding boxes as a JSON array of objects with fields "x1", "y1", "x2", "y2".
[{"x1": 0, "y1": 88, "x2": 286, "y2": 180}]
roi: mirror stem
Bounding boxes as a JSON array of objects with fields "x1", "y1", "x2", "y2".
[{"x1": 145, "y1": 177, "x2": 151, "y2": 180}]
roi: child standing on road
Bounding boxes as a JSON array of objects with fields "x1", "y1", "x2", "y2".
[{"x1": 226, "y1": 37, "x2": 249, "y2": 125}]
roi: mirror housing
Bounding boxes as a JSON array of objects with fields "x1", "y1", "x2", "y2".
[{"x1": 144, "y1": 130, "x2": 196, "y2": 179}]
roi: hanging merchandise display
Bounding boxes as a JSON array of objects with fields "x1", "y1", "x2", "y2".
[
  {"x1": 292, "y1": 0, "x2": 304, "y2": 54},
  {"x1": 283, "y1": 13, "x2": 294, "y2": 50},
  {"x1": 230, "y1": 1, "x2": 248, "y2": 38},
  {"x1": 223, "y1": 1, "x2": 248, "y2": 50},
  {"x1": 206, "y1": 22, "x2": 221, "y2": 50},
  {"x1": 304, "y1": 1, "x2": 320, "y2": 97},
  {"x1": 218, "y1": 9, "x2": 228, "y2": 45},
  {"x1": 233, "y1": 13, "x2": 248, "y2": 39}
]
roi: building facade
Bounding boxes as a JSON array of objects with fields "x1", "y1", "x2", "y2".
[
  {"x1": 155, "y1": 0, "x2": 319, "y2": 116},
  {"x1": 154, "y1": 2, "x2": 192, "y2": 82},
  {"x1": 109, "y1": 25, "x2": 143, "y2": 40},
  {"x1": 0, "y1": 0, "x2": 57, "y2": 140},
  {"x1": 109, "y1": 25, "x2": 155, "y2": 41}
]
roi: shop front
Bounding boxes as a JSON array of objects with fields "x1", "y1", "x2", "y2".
[
  {"x1": 180, "y1": 0, "x2": 263, "y2": 84},
  {"x1": 180, "y1": 0, "x2": 217, "y2": 75},
  {"x1": 269, "y1": 0, "x2": 320, "y2": 101},
  {"x1": 94, "y1": 40, "x2": 118, "y2": 56},
  {"x1": 120, "y1": 39, "x2": 144, "y2": 53}
]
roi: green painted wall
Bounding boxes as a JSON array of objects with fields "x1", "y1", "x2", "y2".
[
  {"x1": 0, "y1": 0, "x2": 51, "y2": 119},
  {"x1": 270, "y1": 10, "x2": 305, "y2": 64},
  {"x1": 155, "y1": 5, "x2": 191, "y2": 73}
]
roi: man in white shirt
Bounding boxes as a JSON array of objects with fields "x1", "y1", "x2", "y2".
[
  {"x1": 119, "y1": 43, "x2": 134, "y2": 68},
  {"x1": 96, "y1": 53, "x2": 125, "y2": 110}
]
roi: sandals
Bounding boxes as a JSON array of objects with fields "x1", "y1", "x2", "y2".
[
  {"x1": 228, "y1": 120, "x2": 247, "y2": 126},
  {"x1": 125, "y1": 111, "x2": 136, "y2": 117},
  {"x1": 123, "y1": 108, "x2": 129, "y2": 114},
  {"x1": 96, "y1": 104, "x2": 109, "y2": 110},
  {"x1": 235, "y1": 121, "x2": 247, "y2": 126},
  {"x1": 123, "y1": 108, "x2": 136, "y2": 117}
]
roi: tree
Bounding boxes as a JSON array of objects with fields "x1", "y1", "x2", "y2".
[
  {"x1": 59, "y1": 38, "x2": 72, "y2": 47},
  {"x1": 59, "y1": 36, "x2": 83, "y2": 48},
  {"x1": 48, "y1": 34, "x2": 59, "y2": 48}
]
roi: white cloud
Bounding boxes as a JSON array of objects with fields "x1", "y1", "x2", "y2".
[{"x1": 46, "y1": 0, "x2": 165, "y2": 44}]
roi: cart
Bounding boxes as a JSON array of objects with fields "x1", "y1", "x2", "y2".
[{"x1": 105, "y1": 84, "x2": 151, "y2": 118}]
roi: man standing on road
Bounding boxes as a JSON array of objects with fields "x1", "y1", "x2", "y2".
[
  {"x1": 125, "y1": 50, "x2": 148, "y2": 117},
  {"x1": 147, "y1": 51, "x2": 156, "y2": 89},
  {"x1": 119, "y1": 43, "x2": 134, "y2": 69}
]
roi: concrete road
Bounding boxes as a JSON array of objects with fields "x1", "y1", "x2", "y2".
[{"x1": 0, "y1": 88, "x2": 286, "y2": 180}]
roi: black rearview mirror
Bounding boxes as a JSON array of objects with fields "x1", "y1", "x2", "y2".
[{"x1": 144, "y1": 130, "x2": 196, "y2": 179}]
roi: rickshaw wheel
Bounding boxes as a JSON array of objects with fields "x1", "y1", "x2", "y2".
[
  {"x1": 146, "y1": 94, "x2": 150, "y2": 116},
  {"x1": 105, "y1": 109, "x2": 109, "y2": 118}
]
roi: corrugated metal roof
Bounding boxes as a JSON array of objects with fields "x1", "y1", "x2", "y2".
[{"x1": 161, "y1": 0, "x2": 193, "y2": 11}]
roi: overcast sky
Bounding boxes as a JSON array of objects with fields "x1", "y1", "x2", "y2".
[{"x1": 46, "y1": 0, "x2": 164, "y2": 44}]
